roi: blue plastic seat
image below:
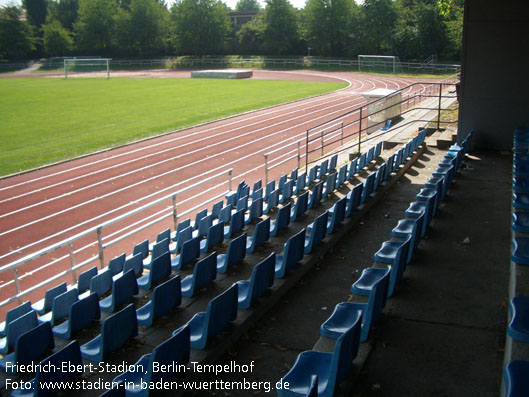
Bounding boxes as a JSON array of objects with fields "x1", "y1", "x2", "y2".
[
  {"x1": 212, "y1": 200, "x2": 224, "y2": 219},
  {"x1": 279, "y1": 317, "x2": 361, "y2": 397},
  {"x1": 236, "y1": 195, "x2": 249, "y2": 213},
  {"x1": 237, "y1": 253, "x2": 276, "y2": 309},
  {"x1": 322, "y1": 172, "x2": 337, "y2": 199},
  {"x1": 290, "y1": 191, "x2": 308, "y2": 222},
  {"x1": 38, "y1": 288, "x2": 78, "y2": 326},
  {"x1": 100, "y1": 269, "x2": 139, "y2": 312},
  {"x1": 416, "y1": 187, "x2": 439, "y2": 217},
  {"x1": 512, "y1": 177, "x2": 529, "y2": 193},
  {"x1": 384, "y1": 156, "x2": 394, "y2": 180},
  {"x1": 513, "y1": 192, "x2": 529, "y2": 210},
  {"x1": 366, "y1": 146, "x2": 375, "y2": 163},
  {"x1": 264, "y1": 188, "x2": 280, "y2": 215},
  {"x1": 31, "y1": 282, "x2": 67, "y2": 315},
  {"x1": 504, "y1": 360, "x2": 529, "y2": 397},
  {"x1": 373, "y1": 163, "x2": 386, "y2": 191},
  {"x1": 183, "y1": 283, "x2": 238, "y2": 350},
  {"x1": 280, "y1": 179, "x2": 294, "y2": 204},
  {"x1": 307, "y1": 165, "x2": 318, "y2": 185},
  {"x1": 0, "y1": 301, "x2": 31, "y2": 337},
  {"x1": 136, "y1": 275, "x2": 181, "y2": 327},
  {"x1": 329, "y1": 154, "x2": 338, "y2": 171},
  {"x1": 405, "y1": 200, "x2": 433, "y2": 237},
  {"x1": 391, "y1": 213, "x2": 424, "y2": 263},
  {"x1": 88, "y1": 269, "x2": 113, "y2": 298},
  {"x1": 352, "y1": 261, "x2": 402, "y2": 299},
  {"x1": 304, "y1": 211, "x2": 328, "y2": 254},
  {"x1": 77, "y1": 266, "x2": 98, "y2": 294},
  {"x1": 307, "y1": 181, "x2": 323, "y2": 209},
  {"x1": 52, "y1": 292, "x2": 101, "y2": 339},
  {"x1": 0, "y1": 321, "x2": 54, "y2": 374},
  {"x1": 224, "y1": 208, "x2": 244, "y2": 239},
  {"x1": 245, "y1": 197, "x2": 263, "y2": 224},
  {"x1": 218, "y1": 204, "x2": 233, "y2": 225},
  {"x1": 123, "y1": 252, "x2": 144, "y2": 277},
  {"x1": 137, "y1": 251, "x2": 171, "y2": 291},
  {"x1": 217, "y1": 233, "x2": 247, "y2": 273},
  {"x1": 270, "y1": 203, "x2": 292, "y2": 237},
  {"x1": 337, "y1": 164, "x2": 347, "y2": 187},
  {"x1": 293, "y1": 172, "x2": 307, "y2": 195},
  {"x1": 131, "y1": 240, "x2": 149, "y2": 261},
  {"x1": 512, "y1": 212, "x2": 529, "y2": 234},
  {"x1": 253, "y1": 179, "x2": 263, "y2": 195},
  {"x1": 114, "y1": 325, "x2": 190, "y2": 397},
  {"x1": 425, "y1": 175, "x2": 446, "y2": 202},
  {"x1": 508, "y1": 296, "x2": 529, "y2": 343},
  {"x1": 321, "y1": 267, "x2": 390, "y2": 343},
  {"x1": 173, "y1": 225, "x2": 193, "y2": 253},
  {"x1": 200, "y1": 221, "x2": 225, "y2": 253},
  {"x1": 374, "y1": 141, "x2": 382, "y2": 158},
  {"x1": 264, "y1": 180, "x2": 276, "y2": 201},
  {"x1": 10, "y1": 340, "x2": 83, "y2": 397},
  {"x1": 326, "y1": 196, "x2": 346, "y2": 234},
  {"x1": 190, "y1": 209, "x2": 208, "y2": 230},
  {"x1": 193, "y1": 214, "x2": 213, "y2": 239},
  {"x1": 171, "y1": 235, "x2": 200, "y2": 271},
  {"x1": 275, "y1": 228, "x2": 306, "y2": 278},
  {"x1": 512, "y1": 237, "x2": 529, "y2": 265},
  {"x1": 290, "y1": 168, "x2": 298, "y2": 182},
  {"x1": 108, "y1": 254, "x2": 127, "y2": 276},
  {"x1": 246, "y1": 217, "x2": 270, "y2": 254},
  {"x1": 345, "y1": 183, "x2": 363, "y2": 217},
  {"x1": 144, "y1": 238, "x2": 169, "y2": 269},
  {"x1": 149, "y1": 229, "x2": 171, "y2": 252},
  {"x1": 373, "y1": 235, "x2": 412, "y2": 268},
  {"x1": 360, "y1": 172, "x2": 376, "y2": 204},
  {"x1": 181, "y1": 252, "x2": 217, "y2": 297},
  {"x1": 358, "y1": 152, "x2": 367, "y2": 171},
  {"x1": 347, "y1": 158, "x2": 359, "y2": 179},
  {"x1": 81, "y1": 304, "x2": 138, "y2": 362},
  {"x1": 0, "y1": 310, "x2": 38, "y2": 354},
  {"x1": 318, "y1": 159, "x2": 329, "y2": 179},
  {"x1": 252, "y1": 186, "x2": 263, "y2": 201}
]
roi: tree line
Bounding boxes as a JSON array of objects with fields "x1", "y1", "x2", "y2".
[{"x1": 0, "y1": 0, "x2": 463, "y2": 62}]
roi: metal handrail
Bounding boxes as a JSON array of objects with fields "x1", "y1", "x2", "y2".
[{"x1": 0, "y1": 168, "x2": 233, "y2": 308}]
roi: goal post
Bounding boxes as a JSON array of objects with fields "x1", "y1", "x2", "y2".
[
  {"x1": 64, "y1": 58, "x2": 111, "y2": 79},
  {"x1": 358, "y1": 55, "x2": 402, "y2": 74}
]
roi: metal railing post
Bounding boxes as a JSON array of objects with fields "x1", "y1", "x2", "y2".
[
  {"x1": 172, "y1": 194, "x2": 178, "y2": 231},
  {"x1": 297, "y1": 141, "x2": 301, "y2": 169},
  {"x1": 97, "y1": 227, "x2": 104, "y2": 269},
  {"x1": 68, "y1": 242, "x2": 77, "y2": 282},
  {"x1": 321, "y1": 130, "x2": 324, "y2": 156},
  {"x1": 305, "y1": 129, "x2": 309, "y2": 171},
  {"x1": 437, "y1": 83, "x2": 442, "y2": 130},
  {"x1": 13, "y1": 268, "x2": 22, "y2": 304},
  {"x1": 358, "y1": 107, "x2": 363, "y2": 153},
  {"x1": 228, "y1": 169, "x2": 233, "y2": 192},
  {"x1": 264, "y1": 154, "x2": 269, "y2": 185}
]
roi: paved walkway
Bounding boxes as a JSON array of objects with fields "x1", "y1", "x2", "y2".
[{"x1": 205, "y1": 146, "x2": 511, "y2": 396}]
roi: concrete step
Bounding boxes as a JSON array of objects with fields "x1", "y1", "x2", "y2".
[{"x1": 436, "y1": 128, "x2": 457, "y2": 149}]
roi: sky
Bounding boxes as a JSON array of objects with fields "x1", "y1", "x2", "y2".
[{"x1": 0, "y1": 0, "x2": 309, "y2": 10}]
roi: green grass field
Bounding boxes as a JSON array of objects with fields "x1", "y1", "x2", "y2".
[{"x1": 0, "y1": 77, "x2": 346, "y2": 177}]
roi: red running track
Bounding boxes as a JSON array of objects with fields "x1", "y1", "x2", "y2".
[{"x1": 0, "y1": 69, "x2": 433, "y2": 314}]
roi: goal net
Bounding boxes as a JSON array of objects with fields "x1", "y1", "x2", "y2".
[
  {"x1": 64, "y1": 57, "x2": 111, "y2": 79},
  {"x1": 358, "y1": 55, "x2": 402, "y2": 74}
]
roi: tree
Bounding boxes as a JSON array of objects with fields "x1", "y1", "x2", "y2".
[
  {"x1": 237, "y1": 14, "x2": 266, "y2": 54},
  {"x1": 262, "y1": 0, "x2": 300, "y2": 55},
  {"x1": 48, "y1": 0, "x2": 79, "y2": 31},
  {"x1": 303, "y1": 0, "x2": 353, "y2": 56},
  {"x1": 0, "y1": 6, "x2": 37, "y2": 60},
  {"x1": 170, "y1": 0, "x2": 232, "y2": 55},
  {"x1": 235, "y1": 0, "x2": 261, "y2": 12},
  {"x1": 42, "y1": 19, "x2": 73, "y2": 56},
  {"x1": 115, "y1": 0, "x2": 170, "y2": 56},
  {"x1": 357, "y1": 0, "x2": 397, "y2": 55},
  {"x1": 74, "y1": 0, "x2": 118, "y2": 55},
  {"x1": 22, "y1": 0, "x2": 48, "y2": 30}
]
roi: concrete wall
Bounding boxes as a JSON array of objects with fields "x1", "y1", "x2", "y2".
[{"x1": 458, "y1": 0, "x2": 529, "y2": 150}]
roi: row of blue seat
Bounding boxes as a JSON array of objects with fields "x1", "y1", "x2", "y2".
[
  {"x1": 0, "y1": 140, "x2": 391, "y2": 395},
  {"x1": 504, "y1": 126, "x2": 529, "y2": 396},
  {"x1": 276, "y1": 130, "x2": 472, "y2": 396}
]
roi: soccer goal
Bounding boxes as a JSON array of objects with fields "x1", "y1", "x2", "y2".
[
  {"x1": 358, "y1": 55, "x2": 402, "y2": 74},
  {"x1": 64, "y1": 57, "x2": 111, "y2": 79}
]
